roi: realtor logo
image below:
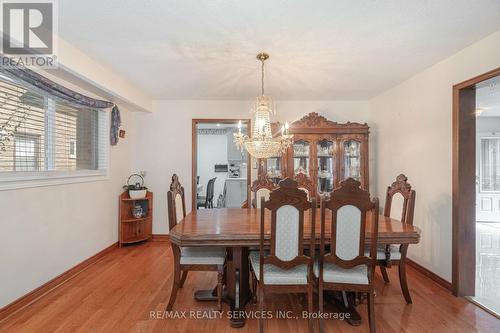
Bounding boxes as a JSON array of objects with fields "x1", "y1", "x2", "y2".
[{"x1": 0, "y1": 0, "x2": 57, "y2": 67}]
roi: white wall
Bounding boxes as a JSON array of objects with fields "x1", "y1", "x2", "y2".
[
  {"x1": 197, "y1": 133, "x2": 228, "y2": 201},
  {"x1": 0, "y1": 108, "x2": 135, "y2": 308},
  {"x1": 0, "y1": 36, "x2": 149, "y2": 307},
  {"x1": 131, "y1": 100, "x2": 370, "y2": 234},
  {"x1": 477, "y1": 117, "x2": 500, "y2": 133},
  {"x1": 369, "y1": 29, "x2": 500, "y2": 282}
]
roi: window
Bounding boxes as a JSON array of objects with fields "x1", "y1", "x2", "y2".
[
  {"x1": 480, "y1": 137, "x2": 500, "y2": 192},
  {"x1": 0, "y1": 74, "x2": 108, "y2": 188},
  {"x1": 69, "y1": 139, "x2": 76, "y2": 159},
  {"x1": 14, "y1": 133, "x2": 39, "y2": 171}
]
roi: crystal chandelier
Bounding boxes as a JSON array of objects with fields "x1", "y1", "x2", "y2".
[{"x1": 233, "y1": 53, "x2": 293, "y2": 159}]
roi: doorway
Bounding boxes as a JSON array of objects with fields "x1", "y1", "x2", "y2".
[
  {"x1": 191, "y1": 119, "x2": 251, "y2": 212},
  {"x1": 453, "y1": 68, "x2": 500, "y2": 316},
  {"x1": 473, "y1": 76, "x2": 500, "y2": 316}
]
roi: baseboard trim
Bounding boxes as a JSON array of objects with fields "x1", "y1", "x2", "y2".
[
  {"x1": 151, "y1": 234, "x2": 169, "y2": 242},
  {"x1": 0, "y1": 242, "x2": 119, "y2": 322},
  {"x1": 407, "y1": 258, "x2": 452, "y2": 291}
]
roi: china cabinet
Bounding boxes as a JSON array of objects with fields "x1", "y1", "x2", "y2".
[{"x1": 256, "y1": 112, "x2": 369, "y2": 198}]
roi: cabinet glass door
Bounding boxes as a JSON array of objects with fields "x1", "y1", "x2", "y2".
[
  {"x1": 343, "y1": 140, "x2": 361, "y2": 181},
  {"x1": 293, "y1": 139, "x2": 310, "y2": 176},
  {"x1": 317, "y1": 139, "x2": 335, "y2": 194},
  {"x1": 266, "y1": 155, "x2": 282, "y2": 184}
]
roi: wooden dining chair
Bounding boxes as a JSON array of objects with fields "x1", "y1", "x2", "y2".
[
  {"x1": 166, "y1": 174, "x2": 226, "y2": 310},
  {"x1": 317, "y1": 178, "x2": 379, "y2": 333},
  {"x1": 375, "y1": 174, "x2": 416, "y2": 304},
  {"x1": 249, "y1": 178, "x2": 316, "y2": 333},
  {"x1": 197, "y1": 177, "x2": 216, "y2": 209},
  {"x1": 250, "y1": 174, "x2": 278, "y2": 208}
]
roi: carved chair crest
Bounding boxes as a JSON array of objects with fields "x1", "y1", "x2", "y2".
[
  {"x1": 385, "y1": 174, "x2": 416, "y2": 225},
  {"x1": 170, "y1": 174, "x2": 183, "y2": 194},
  {"x1": 387, "y1": 174, "x2": 412, "y2": 197},
  {"x1": 265, "y1": 178, "x2": 311, "y2": 210},
  {"x1": 251, "y1": 173, "x2": 277, "y2": 192},
  {"x1": 167, "y1": 173, "x2": 186, "y2": 230},
  {"x1": 293, "y1": 172, "x2": 314, "y2": 196}
]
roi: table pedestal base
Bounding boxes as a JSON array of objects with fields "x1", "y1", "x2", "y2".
[
  {"x1": 324, "y1": 291, "x2": 362, "y2": 326},
  {"x1": 194, "y1": 289, "x2": 218, "y2": 301}
]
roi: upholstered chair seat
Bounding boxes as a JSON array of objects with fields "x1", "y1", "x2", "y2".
[
  {"x1": 314, "y1": 260, "x2": 369, "y2": 285},
  {"x1": 249, "y1": 251, "x2": 308, "y2": 285},
  {"x1": 372, "y1": 245, "x2": 401, "y2": 260},
  {"x1": 364, "y1": 245, "x2": 402, "y2": 260},
  {"x1": 180, "y1": 247, "x2": 226, "y2": 265}
]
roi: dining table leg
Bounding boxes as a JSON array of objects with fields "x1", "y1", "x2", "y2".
[
  {"x1": 193, "y1": 246, "x2": 251, "y2": 327},
  {"x1": 225, "y1": 246, "x2": 251, "y2": 328}
]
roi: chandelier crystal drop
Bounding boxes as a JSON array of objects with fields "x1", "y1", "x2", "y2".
[{"x1": 233, "y1": 53, "x2": 293, "y2": 159}]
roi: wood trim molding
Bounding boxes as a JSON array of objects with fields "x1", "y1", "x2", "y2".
[
  {"x1": 151, "y1": 234, "x2": 170, "y2": 242},
  {"x1": 0, "y1": 242, "x2": 118, "y2": 322},
  {"x1": 452, "y1": 67, "x2": 500, "y2": 297},
  {"x1": 407, "y1": 258, "x2": 452, "y2": 292}
]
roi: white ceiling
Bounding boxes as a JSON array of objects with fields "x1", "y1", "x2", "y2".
[{"x1": 58, "y1": 0, "x2": 500, "y2": 100}]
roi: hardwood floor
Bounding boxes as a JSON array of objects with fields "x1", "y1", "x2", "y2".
[{"x1": 0, "y1": 241, "x2": 498, "y2": 333}]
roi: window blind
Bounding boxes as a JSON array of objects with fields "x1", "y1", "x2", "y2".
[{"x1": 0, "y1": 74, "x2": 108, "y2": 174}]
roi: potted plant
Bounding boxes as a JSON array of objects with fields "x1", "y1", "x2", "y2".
[{"x1": 123, "y1": 174, "x2": 148, "y2": 199}]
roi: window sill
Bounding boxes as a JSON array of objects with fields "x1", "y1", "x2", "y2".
[{"x1": 0, "y1": 171, "x2": 109, "y2": 191}]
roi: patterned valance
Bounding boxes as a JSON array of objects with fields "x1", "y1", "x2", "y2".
[
  {"x1": 0, "y1": 56, "x2": 122, "y2": 145},
  {"x1": 0, "y1": 56, "x2": 114, "y2": 109},
  {"x1": 198, "y1": 128, "x2": 230, "y2": 135}
]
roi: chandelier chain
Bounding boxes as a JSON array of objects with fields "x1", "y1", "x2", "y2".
[{"x1": 261, "y1": 58, "x2": 265, "y2": 96}]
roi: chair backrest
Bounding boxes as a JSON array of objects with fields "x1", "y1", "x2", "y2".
[
  {"x1": 294, "y1": 172, "x2": 313, "y2": 200},
  {"x1": 384, "y1": 174, "x2": 416, "y2": 225},
  {"x1": 167, "y1": 174, "x2": 186, "y2": 231},
  {"x1": 251, "y1": 174, "x2": 278, "y2": 208},
  {"x1": 259, "y1": 178, "x2": 316, "y2": 283},
  {"x1": 320, "y1": 177, "x2": 379, "y2": 275},
  {"x1": 207, "y1": 178, "x2": 216, "y2": 201}
]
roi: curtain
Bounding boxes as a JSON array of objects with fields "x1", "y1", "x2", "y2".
[{"x1": 0, "y1": 56, "x2": 122, "y2": 145}]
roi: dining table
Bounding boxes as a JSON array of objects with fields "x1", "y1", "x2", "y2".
[{"x1": 169, "y1": 208, "x2": 421, "y2": 328}]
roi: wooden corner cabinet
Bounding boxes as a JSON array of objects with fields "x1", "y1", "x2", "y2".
[
  {"x1": 258, "y1": 112, "x2": 369, "y2": 198},
  {"x1": 119, "y1": 191, "x2": 153, "y2": 246}
]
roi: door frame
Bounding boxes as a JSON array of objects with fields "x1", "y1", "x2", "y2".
[
  {"x1": 452, "y1": 67, "x2": 500, "y2": 296},
  {"x1": 191, "y1": 118, "x2": 251, "y2": 212}
]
